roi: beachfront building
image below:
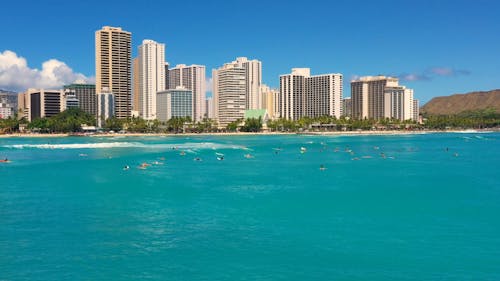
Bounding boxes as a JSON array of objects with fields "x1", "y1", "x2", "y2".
[
  {"x1": 384, "y1": 86, "x2": 414, "y2": 121},
  {"x1": 19, "y1": 89, "x2": 64, "y2": 121},
  {"x1": 95, "y1": 26, "x2": 132, "y2": 119},
  {"x1": 279, "y1": 68, "x2": 343, "y2": 121},
  {"x1": 138, "y1": 39, "x2": 166, "y2": 120},
  {"x1": 212, "y1": 61, "x2": 246, "y2": 127},
  {"x1": 167, "y1": 64, "x2": 206, "y2": 122},
  {"x1": 63, "y1": 90, "x2": 80, "y2": 110},
  {"x1": 260, "y1": 85, "x2": 278, "y2": 119},
  {"x1": 242, "y1": 58, "x2": 262, "y2": 110},
  {"x1": 63, "y1": 84, "x2": 96, "y2": 116},
  {"x1": 132, "y1": 57, "x2": 140, "y2": 112},
  {"x1": 156, "y1": 87, "x2": 193, "y2": 122},
  {"x1": 205, "y1": 97, "x2": 214, "y2": 119},
  {"x1": 343, "y1": 97, "x2": 352, "y2": 118},
  {"x1": 351, "y1": 76, "x2": 416, "y2": 121},
  {"x1": 212, "y1": 57, "x2": 262, "y2": 127},
  {"x1": 0, "y1": 90, "x2": 18, "y2": 119},
  {"x1": 97, "y1": 89, "x2": 115, "y2": 128},
  {"x1": 413, "y1": 99, "x2": 420, "y2": 121}
]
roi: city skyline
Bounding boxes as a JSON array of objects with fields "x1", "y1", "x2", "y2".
[{"x1": 0, "y1": 0, "x2": 499, "y2": 104}]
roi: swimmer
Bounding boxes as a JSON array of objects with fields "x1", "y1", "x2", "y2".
[{"x1": 123, "y1": 165, "x2": 130, "y2": 170}]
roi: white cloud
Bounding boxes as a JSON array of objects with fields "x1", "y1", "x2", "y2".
[{"x1": 0, "y1": 50, "x2": 93, "y2": 92}]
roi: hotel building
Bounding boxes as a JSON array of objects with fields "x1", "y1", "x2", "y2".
[
  {"x1": 351, "y1": 76, "x2": 416, "y2": 121},
  {"x1": 260, "y1": 85, "x2": 278, "y2": 119},
  {"x1": 97, "y1": 89, "x2": 115, "y2": 128},
  {"x1": 413, "y1": 99, "x2": 420, "y2": 121},
  {"x1": 167, "y1": 64, "x2": 206, "y2": 122},
  {"x1": 205, "y1": 97, "x2": 214, "y2": 119},
  {"x1": 19, "y1": 89, "x2": 64, "y2": 121},
  {"x1": 63, "y1": 84, "x2": 96, "y2": 116},
  {"x1": 95, "y1": 26, "x2": 132, "y2": 119},
  {"x1": 212, "y1": 57, "x2": 262, "y2": 127},
  {"x1": 0, "y1": 90, "x2": 18, "y2": 119},
  {"x1": 156, "y1": 87, "x2": 193, "y2": 122},
  {"x1": 343, "y1": 97, "x2": 352, "y2": 118},
  {"x1": 138, "y1": 39, "x2": 165, "y2": 120},
  {"x1": 132, "y1": 57, "x2": 140, "y2": 113},
  {"x1": 279, "y1": 68, "x2": 343, "y2": 120}
]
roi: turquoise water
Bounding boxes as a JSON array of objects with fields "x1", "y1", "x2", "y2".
[{"x1": 1, "y1": 133, "x2": 499, "y2": 280}]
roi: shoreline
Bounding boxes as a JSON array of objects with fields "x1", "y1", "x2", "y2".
[{"x1": 0, "y1": 129, "x2": 497, "y2": 139}]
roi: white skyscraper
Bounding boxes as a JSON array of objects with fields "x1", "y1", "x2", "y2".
[
  {"x1": 279, "y1": 68, "x2": 343, "y2": 120},
  {"x1": 384, "y1": 87, "x2": 414, "y2": 121},
  {"x1": 168, "y1": 64, "x2": 206, "y2": 122},
  {"x1": 212, "y1": 57, "x2": 262, "y2": 127},
  {"x1": 138, "y1": 39, "x2": 165, "y2": 120},
  {"x1": 241, "y1": 58, "x2": 262, "y2": 110}
]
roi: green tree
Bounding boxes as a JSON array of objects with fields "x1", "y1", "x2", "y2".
[
  {"x1": 226, "y1": 119, "x2": 242, "y2": 132},
  {"x1": 241, "y1": 117, "x2": 262, "y2": 132},
  {"x1": 167, "y1": 116, "x2": 190, "y2": 133},
  {"x1": 0, "y1": 116, "x2": 20, "y2": 133},
  {"x1": 104, "y1": 117, "x2": 124, "y2": 131}
]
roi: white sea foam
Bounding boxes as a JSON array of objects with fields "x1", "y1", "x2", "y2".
[
  {"x1": 3, "y1": 142, "x2": 249, "y2": 151},
  {"x1": 4, "y1": 142, "x2": 145, "y2": 149}
]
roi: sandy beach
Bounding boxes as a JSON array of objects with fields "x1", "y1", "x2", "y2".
[{"x1": 0, "y1": 129, "x2": 496, "y2": 139}]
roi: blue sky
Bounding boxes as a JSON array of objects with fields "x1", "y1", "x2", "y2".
[{"x1": 0, "y1": 0, "x2": 499, "y2": 103}]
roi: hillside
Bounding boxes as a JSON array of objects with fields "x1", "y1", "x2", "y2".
[{"x1": 421, "y1": 89, "x2": 500, "y2": 115}]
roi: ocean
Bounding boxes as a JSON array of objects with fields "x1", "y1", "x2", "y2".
[{"x1": 1, "y1": 133, "x2": 499, "y2": 280}]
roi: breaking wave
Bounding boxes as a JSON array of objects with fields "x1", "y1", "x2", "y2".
[{"x1": 3, "y1": 142, "x2": 249, "y2": 151}]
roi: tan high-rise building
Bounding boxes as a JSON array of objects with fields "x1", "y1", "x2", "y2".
[
  {"x1": 351, "y1": 76, "x2": 398, "y2": 120},
  {"x1": 351, "y1": 76, "x2": 416, "y2": 121},
  {"x1": 95, "y1": 26, "x2": 132, "y2": 119},
  {"x1": 132, "y1": 57, "x2": 140, "y2": 113},
  {"x1": 260, "y1": 84, "x2": 278, "y2": 119}
]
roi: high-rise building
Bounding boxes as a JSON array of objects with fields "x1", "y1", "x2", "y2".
[
  {"x1": 205, "y1": 97, "x2": 214, "y2": 119},
  {"x1": 241, "y1": 58, "x2": 262, "y2": 110},
  {"x1": 97, "y1": 89, "x2": 115, "y2": 128},
  {"x1": 413, "y1": 99, "x2": 419, "y2": 121},
  {"x1": 164, "y1": 62, "x2": 170, "y2": 90},
  {"x1": 279, "y1": 68, "x2": 343, "y2": 120},
  {"x1": 260, "y1": 85, "x2": 278, "y2": 119},
  {"x1": 156, "y1": 87, "x2": 193, "y2": 122},
  {"x1": 212, "y1": 57, "x2": 262, "y2": 127},
  {"x1": 63, "y1": 90, "x2": 80, "y2": 110},
  {"x1": 63, "y1": 84, "x2": 96, "y2": 116},
  {"x1": 138, "y1": 39, "x2": 165, "y2": 120},
  {"x1": 167, "y1": 64, "x2": 206, "y2": 122},
  {"x1": 342, "y1": 97, "x2": 352, "y2": 118},
  {"x1": 132, "y1": 57, "x2": 140, "y2": 113},
  {"x1": 384, "y1": 87, "x2": 414, "y2": 121},
  {"x1": 0, "y1": 90, "x2": 18, "y2": 119},
  {"x1": 212, "y1": 62, "x2": 246, "y2": 127},
  {"x1": 95, "y1": 26, "x2": 131, "y2": 119},
  {"x1": 351, "y1": 76, "x2": 416, "y2": 121},
  {"x1": 20, "y1": 89, "x2": 63, "y2": 121}
]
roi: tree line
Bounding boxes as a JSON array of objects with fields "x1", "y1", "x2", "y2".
[{"x1": 1, "y1": 108, "x2": 499, "y2": 134}]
